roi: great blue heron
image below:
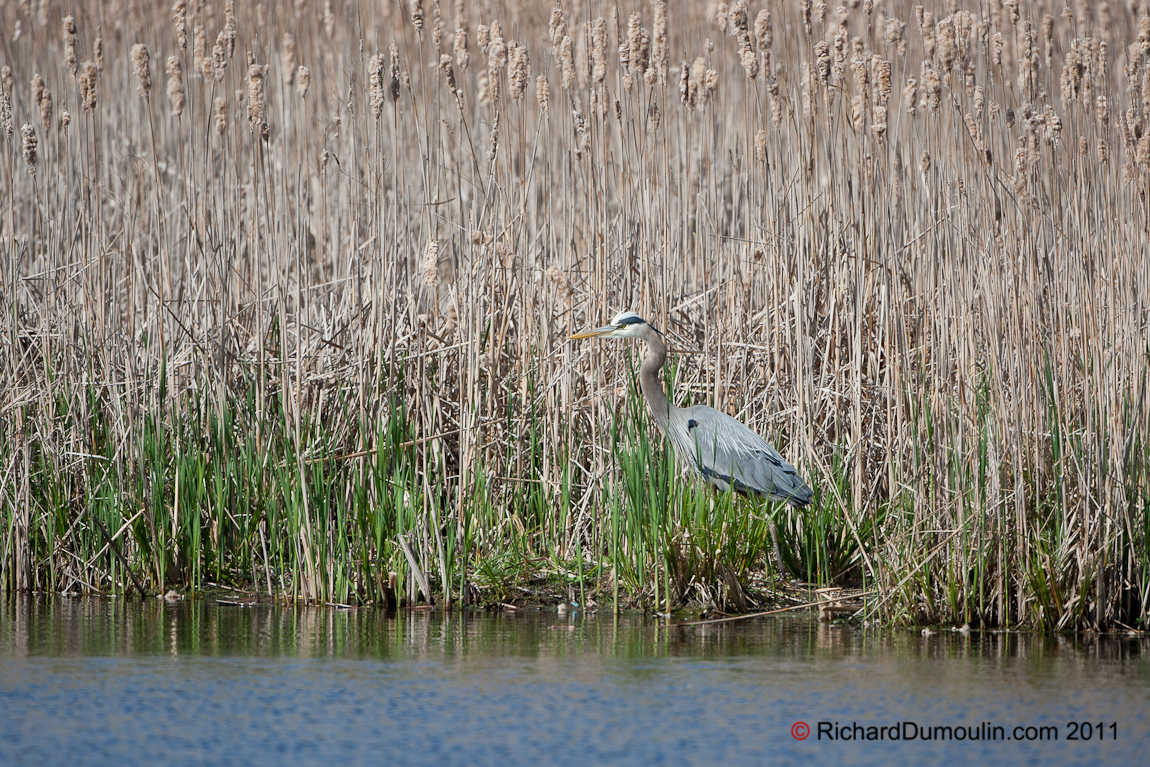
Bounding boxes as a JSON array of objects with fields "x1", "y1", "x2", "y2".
[{"x1": 570, "y1": 311, "x2": 813, "y2": 575}]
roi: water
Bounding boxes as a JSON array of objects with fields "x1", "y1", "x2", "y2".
[{"x1": 2, "y1": 597, "x2": 1147, "y2": 766}]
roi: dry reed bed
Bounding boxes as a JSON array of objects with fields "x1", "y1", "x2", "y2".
[{"x1": 1, "y1": 0, "x2": 1148, "y2": 628}]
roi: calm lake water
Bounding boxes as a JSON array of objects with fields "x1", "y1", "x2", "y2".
[{"x1": 1, "y1": 597, "x2": 1148, "y2": 766}]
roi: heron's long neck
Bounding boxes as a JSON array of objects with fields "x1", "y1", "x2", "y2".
[{"x1": 639, "y1": 327, "x2": 670, "y2": 433}]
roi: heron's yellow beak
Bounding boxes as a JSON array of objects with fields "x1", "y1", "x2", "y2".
[{"x1": 569, "y1": 324, "x2": 618, "y2": 340}]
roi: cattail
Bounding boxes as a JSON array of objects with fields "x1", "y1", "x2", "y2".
[
  {"x1": 536, "y1": 73, "x2": 550, "y2": 116},
  {"x1": 852, "y1": 48, "x2": 869, "y2": 96},
  {"x1": 31, "y1": 73, "x2": 44, "y2": 108},
  {"x1": 1, "y1": 65, "x2": 11, "y2": 95},
  {"x1": 559, "y1": 35, "x2": 575, "y2": 90},
  {"x1": 410, "y1": 0, "x2": 424, "y2": 32},
  {"x1": 59, "y1": 109, "x2": 69, "y2": 131},
  {"x1": 767, "y1": 77, "x2": 782, "y2": 125},
  {"x1": 1097, "y1": 138, "x2": 1109, "y2": 163},
  {"x1": 920, "y1": 150, "x2": 930, "y2": 174},
  {"x1": 921, "y1": 11, "x2": 936, "y2": 60},
  {"x1": 1005, "y1": 0, "x2": 1020, "y2": 26},
  {"x1": 903, "y1": 77, "x2": 918, "y2": 116},
  {"x1": 992, "y1": 33, "x2": 1004, "y2": 66},
  {"x1": 1096, "y1": 94, "x2": 1109, "y2": 125},
  {"x1": 628, "y1": 13, "x2": 650, "y2": 76},
  {"x1": 281, "y1": 33, "x2": 296, "y2": 86},
  {"x1": 510, "y1": 43, "x2": 529, "y2": 99},
  {"x1": 63, "y1": 15, "x2": 78, "y2": 75},
  {"x1": 937, "y1": 16, "x2": 957, "y2": 70},
  {"x1": 649, "y1": 1, "x2": 667, "y2": 86},
  {"x1": 488, "y1": 110, "x2": 499, "y2": 166},
  {"x1": 173, "y1": 2, "x2": 187, "y2": 53},
  {"x1": 194, "y1": 25, "x2": 209, "y2": 79},
  {"x1": 755, "y1": 126, "x2": 767, "y2": 161},
  {"x1": 324, "y1": 1, "x2": 335, "y2": 38},
  {"x1": 213, "y1": 38, "x2": 227, "y2": 82},
  {"x1": 0, "y1": 90, "x2": 11, "y2": 140},
  {"x1": 214, "y1": 96, "x2": 227, "y2": 135},
  {"x1": 369, "y1": 53, "x2": 386, "y2": 118},
  {"x1": 38, "y1": 88, "x2": 52, "y2": 127},
  {"x1": 21, "y1": 123, "x2": 36, "y2": 173},
  {"x1": 815, "y1": 41, "x2": 831, "y2": 83},
  {"x1": 488, "y1": 24, "x2": 508, "y2": 68},
  {"x1": 131, "y1": 45, "x2": 152, "y2": 97},
  {"x1": 390, "y1": 42, "x2": 402, "y2": 102},
  {"x1": 477, "y1": 24, "x2": 490, "y2": 50},
  {"x1": 223, "y1": 0, "x2": 237, "y2": 57},
  {"x1": 591, "y1": 17, "x2": 607, "y2": 84},
  {"x1": 886, "y1": 17, "x2": 906, "y2": 56},
  {"x1": 166, "y1": 56, "x2": 185, "y2": 116},
  {"x1": 1043, "y1": 14, "x2": 1054, "y2": 67},
  {"x1": 549, "y1": 6, "x2": 568, "y2": 47},
  {"x1": 873, "y1": 57, "x2": 892, "y2": 104},
  {"x1": 79, "y1": 62, "x2": 97, "y2": 110},
  {"x1": 679, "y1": 61, "x2": 691, "y2": 106},
  {"x1": 755, "y1": 10, "x2": 772, "y2": 50},
  {"x1": 424, "y1": 240, "x2": 440, "y2": 288},
  {"x1": 296, "y1": 66, "x2": 310, "y2": 98},
  {"x1": 454, "y1": 28, "x2": 469, "y2": 70},
  {"x1": 704, "y1": 67, "x2": 718, "y2": 94},
  {"x1": 974, "y1": 85, "x2": 984, "y2": 121},
  {"x1": 94, "y1": 35, "x2": 104, "y2": 72},
  {"x1": 922, "y1": 62, "x2": 941, "y2": 112},
  {"x1": 801, "y1": 0, "x2": 812, "y2": 36},
  {"x1": 440, "y1": 54, "x2": 458, "y2": 96},
  {"x1": 247, "y1": 63, "x2": 266, "y2": 137},
  {"x1": 872, "y1": 105, "x2": 887, "y2": 142}
]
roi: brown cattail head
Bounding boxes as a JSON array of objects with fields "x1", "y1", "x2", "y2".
[
  {"x1": 21, "y1": 123, "x2": 36, "y2": 172},
  {"x1": 166, "y1": 56, "x2": 185, "y2": 116},
  {"x1": 296, "y1": 66, "x2": 310, "y2": 99},
  {"x1": 903, "y1": 77, "x2": 918, "y2": 116},
  {"x1": 194, "y1": 25, "x2": 209, "y2": 79},
  {"x1": 814, "y1": 41, "x2": 831, "y2": 83},
  {"x1": 369, "y1": 53, "x2": 386, "y2": 118},
  {"x1": 59, "y1": 109, "x2": 70, "y2": 131},
  {"x1": 32, "y1": 73, "x2": 44, "y2": 108},
  {"x1": 559, "y1": 35, "x2": 575, "y2": 90},
  {"x1": 454, "y1": 28, "x2": 469, "y2": 70},
  {"x1": 213, "y1": 37, "x2": 228, "y2": 81},
  {"x1": 755, "y1": 127, "x2": 767, "y2": 162},
  {"x1": 94, "y1": 35, "x2": 104, "y2": 72},
  {"x1": 1, "y1": 65, "x2": 11, "y2": 95},
  {"x1": 38, "y1": 88, "x2": 52, "y2": 127},
  {"x1": 410, "y1": 0, "x2": 424, "y2": 32},
  {"x1": 80, "y1": 61, "x2": 97, "y2": 110},
  {"x1": 591, "y1": 16, "x2": 608, "y2": 84},
  {"x1": 536, "y1": 73, "x2": 550, "y2": 116},
  {"x1": 281, "y1": 33, "x2": 296, "y2": 86},
  {"x1": 423, "y1": 240, "x2": 440, "y2": 288},
  {"x1": 214, "y1": 96, "x2": 227, "y2": 135},
  {"x1": 390, "y1": 42, "x2": 402, "y2": 101},
  {"x1": 223, "y1": 0, "x2": 237, "y2": 57},
  {"x1": 63, "y1": 15, "x2": 78, "y2": 75},
  {"x1": 173, "y1": 2, "x2": 187, "y2": 53},
  {"x1": 0, "y1": 89, "x2": 12, "y2": 140},
  {"x1": 755, "y1": 10, "x2": 772, "y2": 50},
  {"x1": 873, "y1": 57, "x2": 892, "y2": 104},
  {"x1": 509, "y1": 42, "x2": 529, "y2": 99},
  {"x1": 549, "y1": 6, "x2": 568, "y2": 46},
  {"x1": 1043, "y1": 14, "x2": 1054, "y2": 67},
  {"x1": 247, "y1": 62, "x2": 266, "y2": 138},
  {"x1": 650, "y1": 1, "x2": 668, "y2": 86}
]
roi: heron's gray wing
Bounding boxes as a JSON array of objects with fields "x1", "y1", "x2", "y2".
[{"x1": 670, "y1": 405, "x2": 813, "y2": 507}]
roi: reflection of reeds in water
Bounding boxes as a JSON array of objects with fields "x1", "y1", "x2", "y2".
[{"x1": 0, "y1": 2, "x2": 1148, "y2": 630}]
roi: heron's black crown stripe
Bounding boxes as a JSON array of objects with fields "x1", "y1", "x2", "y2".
[{"x1": 615, "y1": 315, "x2": 645, "y2": 326}]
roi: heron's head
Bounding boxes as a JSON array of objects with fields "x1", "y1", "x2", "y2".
[{"x1": 569, "y1": 311, "x2": 654, "y2": 340}]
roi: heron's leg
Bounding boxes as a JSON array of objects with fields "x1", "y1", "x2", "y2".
[{"x1": 768, "y1": 518, "x2": 790, "y2": 579}]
